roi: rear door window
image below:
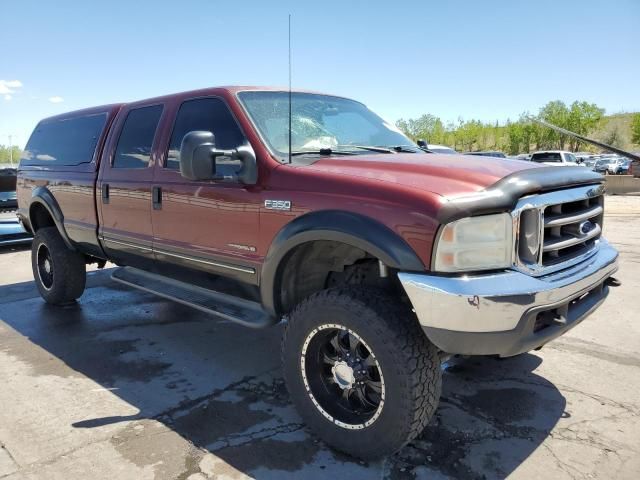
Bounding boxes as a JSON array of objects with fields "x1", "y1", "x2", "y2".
[
  {"x1": 166, "y1": 98, "x2": 245, "y2": 170},
  {"x1": 113, "y1": 105, "x2": 163, "y2": 169},
  {"x1": 20, "y1": 113, "x2": 108, "y2": 167},
  {"x1": 531, "y1": 152, "x2": 562, "y2": 163}
]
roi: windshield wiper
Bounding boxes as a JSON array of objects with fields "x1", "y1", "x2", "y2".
[
  {"x1": 290, "y1": 148, "x2": 358, "y2": 156},
  {"x1": 337, "y1": 145, "x2": 395, "y2": 154},
  {"x1": 383, "y1": 145, "x2": 422, "y2": 153}
]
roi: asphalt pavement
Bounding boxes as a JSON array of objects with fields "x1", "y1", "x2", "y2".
[{"x1": 0, "y1": 196, "x2": 638, "y2": 479}]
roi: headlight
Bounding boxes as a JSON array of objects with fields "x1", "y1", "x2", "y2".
[{"x1": 433, "y1": 213, "x2": 513, "y2": 272}]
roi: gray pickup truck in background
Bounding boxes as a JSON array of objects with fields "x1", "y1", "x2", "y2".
[{"x1": 0, "y1": 166, "x2": 32, "y2": 246}]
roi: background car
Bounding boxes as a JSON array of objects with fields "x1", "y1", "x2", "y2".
[
  {"x1": 0, "y1": 166, "x2": 18, "y2": 210},
  {"x1": 0, "y1": 165, "x2": 32, "y2": 247},
  {"x1": 575, "y1": 152, "x2": 597, "y2": 163},
  {"x1": 608, "y1": 158, "x2": 630, "y2": 175},
  {"x1": 464, "y1": 151, "x2": 507, "y2": 158},
  {"x1": 593, "y1": 158, "x2": 611, "y2": 174},
  {"x1": 422, "y1": 143, "x2": 457, "y2": 154},
  {"x1": 530, "y1": 150, "x2": 582, "y2": 166},
  {"x1": 583, "y1": 158, "x2": 598, "y2": 170}
]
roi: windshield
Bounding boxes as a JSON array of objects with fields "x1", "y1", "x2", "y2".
[{"x1": 238, "y1": 91, "x2": 414, "y2": 160}]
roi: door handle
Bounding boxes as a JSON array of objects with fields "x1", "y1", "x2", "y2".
[
  {"x1": 102, "y1": 184, "x2": 110, "y2": 204},
  {"x1": 152, "y1": 186, "x2": 162, "y2": 210}
]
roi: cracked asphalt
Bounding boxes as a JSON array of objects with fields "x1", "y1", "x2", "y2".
[{"x1": 1, "y1": 195, "x2": 639, "y2": 480}]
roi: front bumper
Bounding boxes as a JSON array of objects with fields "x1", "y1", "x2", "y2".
[{"x1": 398, "y1": 240, "x2": 619, "y2": 357}]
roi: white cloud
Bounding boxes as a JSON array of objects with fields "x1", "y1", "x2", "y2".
[
  {"x1": 4, "y1": 94, "x2": 12, "y2": 101},
  {"x1": 49, "y1": 96, "x2": 64, "y2": 103},
  {"x1": 0, "y1": 79, "x2": 23, "y2": 95}
]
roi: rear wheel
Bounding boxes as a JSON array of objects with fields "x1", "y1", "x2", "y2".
[
  {"x1": 31, "y1": 227, "x2": 86, "y2": 304},
  {"x1": 282, "y1": 287, "x2": 442, "y2": 459}
]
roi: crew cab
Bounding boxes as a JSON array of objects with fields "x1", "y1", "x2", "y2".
[{"x1": 17, "y1": 86, "x2": 619, "y2": 459}]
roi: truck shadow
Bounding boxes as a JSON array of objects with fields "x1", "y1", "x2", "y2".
[{"x1": 0, "y1": 271, "x2": 567, "y2": 479}]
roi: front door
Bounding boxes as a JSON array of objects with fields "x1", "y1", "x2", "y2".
[
  {"x1": 98, "y1": 103, "x2": 164, "y2": 267},
  {"x1": 151, "y1": 96, "x2": 261, "y2": 284}
]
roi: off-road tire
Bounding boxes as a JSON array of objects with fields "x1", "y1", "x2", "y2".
[
  {"x1": 31, "y1": 227, "x2": 86, "y2": 304},
  {"x1": 282, "y1": 286, "x2": 441, "y2": 459}
]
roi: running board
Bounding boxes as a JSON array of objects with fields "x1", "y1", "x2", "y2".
[{"x1": 111, "y1": 267, "x2": 277, "y2": 328}]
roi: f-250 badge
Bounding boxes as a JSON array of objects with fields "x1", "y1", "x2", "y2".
[{"x1": 264, "y1": 200, "x2": 291, "y2": 211}]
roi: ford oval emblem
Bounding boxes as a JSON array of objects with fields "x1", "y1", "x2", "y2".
[{"x1": 580, "y1": 220, "x2": 595, "y2": 234}]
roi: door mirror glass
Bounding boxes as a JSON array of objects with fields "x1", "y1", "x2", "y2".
[{"x1": 179, "y1": 131, "x2": 257, "y2": 185}]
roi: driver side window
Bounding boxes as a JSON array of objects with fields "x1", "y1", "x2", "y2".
[{"x1": 166, "y1": 98, "x2": 245, "y2": 170}]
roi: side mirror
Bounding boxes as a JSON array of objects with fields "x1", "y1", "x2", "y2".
[{"x1": 179, "y1": 131, "x2": 257, "y2": 185}]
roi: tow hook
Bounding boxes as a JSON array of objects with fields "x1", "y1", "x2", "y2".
[{"x1": 605, "y1": 277, "x2": 622, "y2": 287}]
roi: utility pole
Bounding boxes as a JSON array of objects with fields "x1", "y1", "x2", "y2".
[{"x1": 8, "y1": 135, "x2": 13, "y2": 167}]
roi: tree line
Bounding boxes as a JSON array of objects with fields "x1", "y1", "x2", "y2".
[
  {"x1": 0, "y1": 145, "x2": 22, "y2": 166},
  {"x1": 396, "y1": 101, "x2": 640, "y2": 155}
]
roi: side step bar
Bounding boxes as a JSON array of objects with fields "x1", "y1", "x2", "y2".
[{"x1": 111, "y1": 267, "x2": 277, "y2": 328}]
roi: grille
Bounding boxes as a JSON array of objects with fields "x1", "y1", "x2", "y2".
[
  {"x1": 541, "y1": 195, "x2": 603, "y2": 266},
  {"x1": 515, "y1": 185, "x2": 604, "y2": 275}
]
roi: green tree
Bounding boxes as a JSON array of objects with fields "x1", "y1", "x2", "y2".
[
  {"x1": 566, "y1": 101, "x2": 604, "y2": 151},
  {"x1": 0, "y1": 145, "x2": 22, "y2": 166},
  {"x1": 539, "y1": 100, "x2": 570, "y2": 149},
  {"x1": 631, "y1": 113, "x2": 640, "y2": 145},
  {"x1": 602, "y1": 125, "x2": 623, "y2": 148},
  {"x1": 505, "y1": 120, "x2": 523, "y2": 155},
  {"x1": 395, "y1": 114, "x2": 443, "y2": 143}
]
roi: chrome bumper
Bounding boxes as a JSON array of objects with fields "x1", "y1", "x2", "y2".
[{"x1": 398, "y1": 240, "x2": 619, "y2": 356}]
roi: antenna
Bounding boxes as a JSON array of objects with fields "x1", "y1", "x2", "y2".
[{"x1": 288, "y1": 14, "x2": 292, "y2": 164}]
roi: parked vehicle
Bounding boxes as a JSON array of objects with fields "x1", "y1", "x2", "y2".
[
  {"x1": 464, "y1": 151, "x2": 506, "y2": 158},
  {"x1": 17, "y1": 86, "x2": 619, "y2": 459},
  {"x1": 631, "y1": 153, "x2": 640, "y2": 177},
  {"x1": 607, "y1": 158, "x2": 630, "y2": 175},
  {"x1": 0, "y1": 166, "x2": 32, "y2": 246},
  {"x1": 423, "y1": 143, "x2": 457, "y2": 154},
  {"x1": 575, "y1": 152, "x2": 596, "y2": 163},
  {"x1": 0, "y1": 167, "x2": 18, "y2": 209},
  {"x1": 593, "y1": 158, "x2": 611, "y2": 174},
  {"x1": 530, "y1": 150, "x2": 582, "y2": 166}
]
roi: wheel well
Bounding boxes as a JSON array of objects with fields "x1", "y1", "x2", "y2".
[
  {"x1": 29, "y1": 203, "x2": 56, "y2": 232},
  {"x1": 276, "y1": 240, "x2": 400, "y2": 314}
]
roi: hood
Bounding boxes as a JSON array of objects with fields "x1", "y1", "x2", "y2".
[{"x1": 302, "y1": 153, "x2": 543, "y2": 197}]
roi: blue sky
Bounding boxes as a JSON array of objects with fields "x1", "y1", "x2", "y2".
[{"x1": 1, "y1": 0, "x2": 638, "y2": 148}]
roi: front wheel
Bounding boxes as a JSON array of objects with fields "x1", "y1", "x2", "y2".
[
  {"x1": 31, "y1": 227, "x2": 86, "y2": 305},
  {"x1": 282, "y1": 287, "x2": 442, "y2": 459}
]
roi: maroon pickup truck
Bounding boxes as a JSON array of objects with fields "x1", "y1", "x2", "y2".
[{"x1": 17, "y1": 86, "x2": 619, "y2": 459}]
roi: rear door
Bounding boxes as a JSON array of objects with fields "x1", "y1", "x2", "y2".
[
  {"x1": 97, "y1": 103, "x2": 164, "y2": 267},
  {"x1": 150, "y1": 95, "x2": 261, "y2": 284}
]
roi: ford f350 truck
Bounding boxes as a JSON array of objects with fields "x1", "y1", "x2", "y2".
[{"x1": 17, "y1": 86, "x2": 619, "y2": 459}]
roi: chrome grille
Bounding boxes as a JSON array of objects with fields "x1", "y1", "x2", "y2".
[
  {"x1": 513, "y1": 184, "x2": 605, "y2": 276},
  {"x1": 541, "y1": 195, "x2": 603, "y2": 266}
]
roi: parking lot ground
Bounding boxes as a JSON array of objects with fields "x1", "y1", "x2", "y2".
[{"x1": 0, "y1": 195, "x2": 639, "y2": 480}]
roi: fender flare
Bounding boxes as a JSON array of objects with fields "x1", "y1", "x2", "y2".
[
  {"x1": 259, "y1": 210, "x2": 425, "y2": 316},
  {"x1": 29, "y1": 186, "x2": 74, "y2": 250}
]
